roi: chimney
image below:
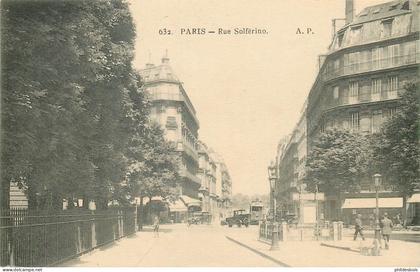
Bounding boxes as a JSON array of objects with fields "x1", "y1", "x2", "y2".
[
  {"x1": 162, "y1": 49, "x2": 169, "y2": 64},
  {"x1": 161, "y1": 56, "x2": 169, "y2": 64},
  {"x1": 345, "y1": 0, "x2": 354, "y2": 24}
]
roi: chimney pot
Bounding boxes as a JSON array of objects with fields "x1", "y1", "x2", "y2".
[
  {"x1": 345, "y1": 0, "x2": 354, "y2": 24},
  {"x1": 161, "y1": 57, "x2": 169, "y2": 64}
]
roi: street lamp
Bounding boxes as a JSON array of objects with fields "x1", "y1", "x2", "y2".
[
  {"x1": 373, "y1": 173, "x2": 382, "y2": 243},
  {"x1": 298, "y1": 183, "x2": 305, "y2": 226},
  {"x1": 268, "y1": 162, "x2": 279, "y2": 250}
]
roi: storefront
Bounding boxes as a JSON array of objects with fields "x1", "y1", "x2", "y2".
[
  {"x1": 168, "y1": 199, "x2": 188, "y2": 223},
  {"x1": 341, "y1": 197, "x2": 403, "y2": 227}
]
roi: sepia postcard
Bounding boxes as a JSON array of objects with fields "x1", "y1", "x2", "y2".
[{"x1": 0, "y1": 0, "x2": 419, "y2": 271}]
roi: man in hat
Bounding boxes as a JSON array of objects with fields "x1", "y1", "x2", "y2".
[
  {"x1": 353, "y1": 214, "x2": 365, "y2": 241},
  {"x1": 380, "y1": 212, "x2": 393, "y2": 249}
]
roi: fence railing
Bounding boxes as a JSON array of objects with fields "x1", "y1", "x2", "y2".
[
  {"x1": 259, "y1": 221, "x2": 343, "y2": 242},
  {"x1": 0, "y1": 207, "x2": 136, "y2": 267}
]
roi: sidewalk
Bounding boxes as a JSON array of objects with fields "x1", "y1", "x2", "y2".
[
  {"x1": 61, "y1": 226, "x2": 159, "y2": 267},
  {"x1": 225, "y1": 231, "x2": 420, "y2": 267}
]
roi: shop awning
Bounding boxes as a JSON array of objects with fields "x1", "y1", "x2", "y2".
[
  {"x1": 342, "y1": 197, "x2": 403, "y2": 209},
  {"x1": 180, "y1": 195, "x2": 202, "y2": 207},
  {"x1": 408, "y1": 193, "x2": 420, "y2": 203},
  {"x1": 168, "y1": 200, "x2": 187, "y2": 212}
]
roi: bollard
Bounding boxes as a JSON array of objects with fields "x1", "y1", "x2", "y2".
[
  {"x1": 337, "y1": 221, "x2": 343, "y2": 241},
  {"x1": 332, "y1": 221, "x2": 338, "y2": 241},
  {"x1": 281, "y1": 222, "x2": 288, "y2": 241}
]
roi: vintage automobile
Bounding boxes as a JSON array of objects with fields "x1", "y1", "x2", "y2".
[
  {"x1": 225, "y1": 209, "x2": 250, "y2": 227},
  {"x1": 187, "y1": 211, "x2": 202, "y2": 226}
]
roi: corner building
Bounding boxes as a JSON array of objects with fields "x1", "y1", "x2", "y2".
[
  {"x1": 306, "y1": 0, "x2": 419, "y2": 224},
  {"x1": 139, "y1": 57, "x2": 201, "y2": 199}
]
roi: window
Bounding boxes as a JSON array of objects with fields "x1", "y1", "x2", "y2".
[
  {"x1": 403, "y1": 41, "x2": 416, "y2": 63},
  {"x1": 372, "y1": 110, "x2": 383, "y2": 133},
  {"x1": 385, "y1": 107, "x2": 397, "y2": 119},
  {"x1": 371, "y1": 78, "x2": 382, "y2": 94},
  {"x1": 333, "y1": 58, "x2": 340, "y2": 73},
  {"x1": 166, "y1": 116, "x2": 177, "y2": 130},
  {"x1": 348, "y1": 52, "x2": 360, "y2": 72},
  {"x1": 349, "y1": 81, "x2": 359, "y2": 103},
  {"x1": 390, "y1": 44, "x2": 400, "y2": 65},
  {"x1": 371, "y1": 48, "x2": 380, "y2": 69},
  {"x1": 381, "y1": 19, "x2": 393, "y2": 38},
  {"x1": 380, "y1": 46, "x2": 388, "y2": 67},
  {"x1": 350, "y1": 112, "x2": 360, "y2": 131},
  {"x1": 351, "y1": 25, "x2": 363, "y2": 44},
  {"x1": 388, "y1": 76, "x2": 399, "y2": 92},
  {"x1": 333, "y1": 86, "x2": 339, "y2": 99}
]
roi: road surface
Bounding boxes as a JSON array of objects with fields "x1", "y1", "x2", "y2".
[{"x1": 63, "y1": 224, "x2": 278, "y2": 267}]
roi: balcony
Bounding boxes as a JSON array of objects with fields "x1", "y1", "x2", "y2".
[
  {"x1": 328, "y1": 88, "x2": 402, "y2": 110},
  {"x1": 148, "y1": 90, "x2": 199, "y2": 126},
  {"x1": 323, "y1": 53, "x2": 419, "y2": 82},
  {"x1": 180, "y1": 167, "x2": 200, "y2": 185},
  {"x1": 177, "y1": 140, "x2": 199, "y2": 162}
]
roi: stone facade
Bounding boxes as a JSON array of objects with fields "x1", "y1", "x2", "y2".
[
  {"x1": 139, "y1": 56, "x2": 232, "y2": 220},
  {"x1": 139, "y1": 56, "x2": 201, "y2": 199},
  {"x1": 274, "y1": 0, "x2": 420, "y2": 224}
]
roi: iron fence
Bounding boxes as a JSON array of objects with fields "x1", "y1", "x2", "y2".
[
  {"x1": 0, "y1": 207, "x2": 136, "y2": 267},
  {"x1": 259, "y1": 221, "x2": 342, "y2": 242}
]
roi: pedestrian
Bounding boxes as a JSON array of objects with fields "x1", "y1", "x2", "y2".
[
  {"x1": 153, "y1": 215, "x2": 160, "y2": 238},
  {"x1": 395, "y1": 213, "x2": 402, "y2": 226},
  {"x1": 353, "y1": 214, "x2": 365, "y2": 241},
  {"x1": 380, "y1": 212, "x2": 393, "y2": 249}
]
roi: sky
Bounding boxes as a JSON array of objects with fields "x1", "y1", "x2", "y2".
[{"x1": 128, "y1": 0, "x2": 387, "y2": 196}]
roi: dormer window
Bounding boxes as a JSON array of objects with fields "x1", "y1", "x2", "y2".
[
  {"x1": 359, "y1": 11, "x2": 368, "y2": 17},
  {"x1": 381, "y1": 19, "x2": 393, "y2": 38},
  {"x1": 373, "y1": 8, "x2": 381, "y2": 14},
  {"x1": 389, "y1": 3, "x2": 398, "y2": 10},
  {"x1": 351, "y1": 25, "x2": 363, "y2": 44}
]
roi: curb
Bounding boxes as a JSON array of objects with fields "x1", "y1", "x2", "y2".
[
  {"x1": 320, "y1": 242, "x2": 359, "y2": 253},
  {"x1": 225, "y1": 236, "x2": 290, "y2": 267}
]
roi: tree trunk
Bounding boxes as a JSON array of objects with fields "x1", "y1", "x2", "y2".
[
  {"x1": 402, "y1": 194, "x2": 408, "y2": 228},
  {"x1": 1, "y1": 179, "x2": 10, "y2": 210},
  {"x1": 138, "y1": 196, "x2": 144, "y2": 231},
  {"x1": 27, "y1": 184, "x2": 38, "y2": 210},
  {"x1": 337, "y1": 191, "x2": 343, "y2": 221}
]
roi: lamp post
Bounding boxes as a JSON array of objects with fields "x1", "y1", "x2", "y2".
[
  {"x1": 373, "y1": 174, "x2": 382, "y2": 242},
  {"x1": 268, "y1": 163, "x2": 279, "y2": 250},
  {"x1": 298, "y1": 183, "x2": 305, "y2": 226}
]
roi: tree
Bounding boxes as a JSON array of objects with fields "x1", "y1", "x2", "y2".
[
  {"x1": 1, "y1": 0, "x2": 141, "y2": 210},
  {"x1": 125, "y1": 121, "x2": 180, "y2": 228},
  {"x1": 371, "y1": 82, "x2": 420, "y2": 226},
  {"x1": 304, "y1": 129, "x2": 370, "y2": 219}
]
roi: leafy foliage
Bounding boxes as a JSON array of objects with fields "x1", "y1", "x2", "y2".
[
  {"x1": 371, "y1": 83, "x2": 420, "y2": 197},
  {"x1": 1, "y1": 0, "x2": 179, "y2": 210},
  {"x1": 125, "y1": 122, "x2": 181, "y2": 203},
  {"x1": 304, "y1": 129, "x2": 370, "y2": 195}
]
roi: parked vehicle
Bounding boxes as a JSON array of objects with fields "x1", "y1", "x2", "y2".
[
  {"x1": 225, "y1": 209, "x2": 250, "y2": 227},
  {"x1": 187, "y1": 212, "x2": 202, "y2": 226}
]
